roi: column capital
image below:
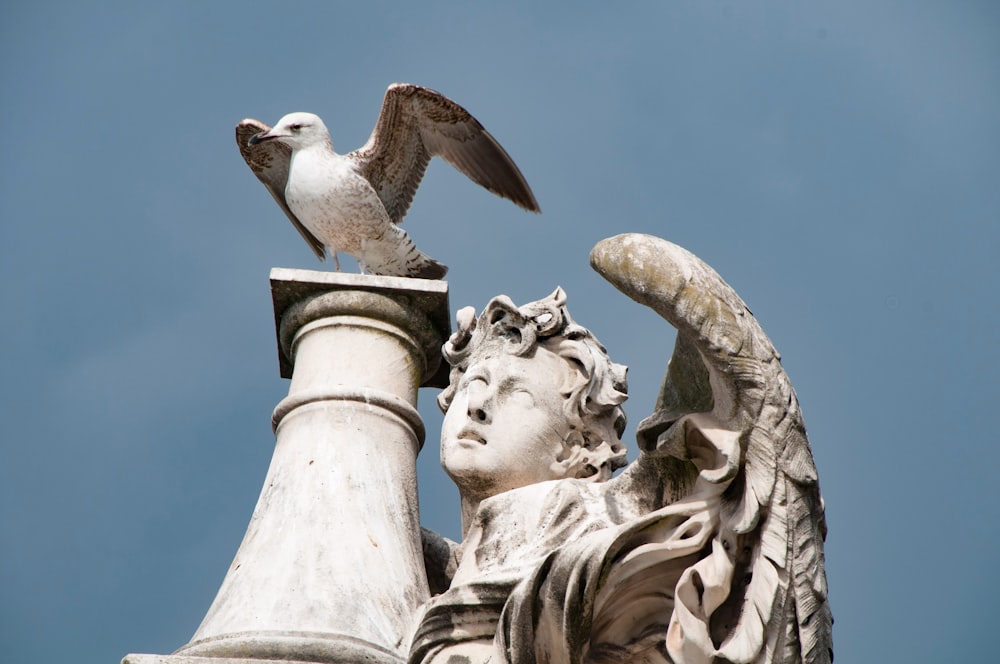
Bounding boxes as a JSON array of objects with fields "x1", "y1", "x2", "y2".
[{"x1": 270, "y1": 269, "x2": 451, "y2": 387}]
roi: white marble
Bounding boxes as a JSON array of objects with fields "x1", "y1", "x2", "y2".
[
  {"x1": 410, "y1": 235, "x2": 832, "y2": 663},
  {"x1": 125, "y1": 270, "x2": 450, "y2": 664},
  {"x1": 124, "y1": 235, "x2": 832, "y2": 664}
]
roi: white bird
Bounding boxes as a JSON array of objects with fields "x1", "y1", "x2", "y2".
[{"x1": 236, "y1": 83, "x2": 540, "y2": 279}]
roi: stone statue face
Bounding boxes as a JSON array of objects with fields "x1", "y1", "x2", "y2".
[{"x1": 440, "y1": 346, "x2": 572, "y2": 500}]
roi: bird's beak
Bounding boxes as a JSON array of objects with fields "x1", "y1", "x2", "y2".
[{"x1": 248, "y1": 131, "x2": 275, "y2": 146}]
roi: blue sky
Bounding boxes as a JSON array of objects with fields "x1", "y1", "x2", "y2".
[{"x1": 1, "y1": 2, "x2": 997, "y2": 662}]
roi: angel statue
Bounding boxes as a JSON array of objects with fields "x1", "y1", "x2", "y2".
[{"x1": 410, "y1": 234, "x2": 833, "y2": 664}]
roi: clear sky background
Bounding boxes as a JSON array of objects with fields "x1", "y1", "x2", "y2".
[{"x1": 1, "y1": 2, "x2": 997, "y2": 663}]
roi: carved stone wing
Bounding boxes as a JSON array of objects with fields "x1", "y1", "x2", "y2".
[
  {"x1": 348, "y1": 83, "x2": 541, "y2": 224},
  {"x1": 235, "y1": 119, "x2": 327, "y2": 261},
  {"x1": 591, "y1": 234, "x2": 833, "y2": 664}
]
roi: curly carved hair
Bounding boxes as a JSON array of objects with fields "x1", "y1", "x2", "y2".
[{"x1": 438, "y1": 288, "x2": 628, "y2": 480}]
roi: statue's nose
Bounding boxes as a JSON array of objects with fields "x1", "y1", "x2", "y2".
[
  {"x1": 468, "y1": 405, "x2": 489, "y2": 423},
  {"x1": 466, "y1": 384, "x2": 492, "y2": 424}
]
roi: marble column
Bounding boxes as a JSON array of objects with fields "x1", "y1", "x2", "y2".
[{"x1": 124, "y1": 270, "x2": 450, "y2": 664}]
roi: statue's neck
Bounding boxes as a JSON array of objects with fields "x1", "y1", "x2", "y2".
[{"x1": 459, "y1": 495, "x2": 481, "y2": 538}]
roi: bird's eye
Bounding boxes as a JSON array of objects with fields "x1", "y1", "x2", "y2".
[{"x1": 290, "y1": 123, "x2": 303, "y2": 132}]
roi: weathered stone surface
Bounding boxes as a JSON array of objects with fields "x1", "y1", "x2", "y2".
[
  {"x1": 269, "y1": 268, "x2": 450, "y2": 386},
  {"x1": 124, "y1": 237, "x2": 832, "y2": 664},
  {"x1": 124, "y1": 270, "x2": 450, "y2": 664},
  {"x1": 124, "y1": 656, "x2": 321, "y2": 664},
  {"x1": 409, "y1": 235, "x2": 831, "y2": 663},
  {"x1": 592, "y1": 234, "x2": 832, "y2": 663}
]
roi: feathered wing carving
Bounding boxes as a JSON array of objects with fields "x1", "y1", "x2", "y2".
[
  {"x1": 590, "y1": 233, "x2": 832, "y2": 664},
  {"x1": 349, "y1": 83, "x2": 541, "y2": 223},
  {"x1": 235, "y1": 119, "x2": 326, "y2": 260}
]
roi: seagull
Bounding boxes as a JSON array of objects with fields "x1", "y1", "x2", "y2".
[{"x1": 236, "y1": 83, "x2": 540, "y2": 279}]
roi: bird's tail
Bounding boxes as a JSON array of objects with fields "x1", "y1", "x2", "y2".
[
  {"x1": 406, "y1": 253, "x2": 448, "y2": 280},
  {"x1": 364, "y1": 226, "x2": 448, "y2": 280}
]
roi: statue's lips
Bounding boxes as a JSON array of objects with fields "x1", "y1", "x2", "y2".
[{"x1": 456, "y1": 428, "x2": 487, "y2": 445}]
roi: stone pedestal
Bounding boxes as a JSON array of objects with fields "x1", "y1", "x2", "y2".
[{"x1": 124, "y1": 270, "x2": 450, "y2": 664}]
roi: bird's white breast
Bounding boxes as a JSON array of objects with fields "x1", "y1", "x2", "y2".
[{"x1": 284, "y1": 147, "x2": 391, "y2": 254}]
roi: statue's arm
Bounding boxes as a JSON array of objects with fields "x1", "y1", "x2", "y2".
[{"x1": 420, "y1": 527, "x2": 460, "y2": 596}]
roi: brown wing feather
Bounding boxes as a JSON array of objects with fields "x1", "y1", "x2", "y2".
[
  {"x1": 235, "y1": 119, "x2": 326, "y2": 261},
  {"x1": 350, "y1": 83, "x2": 540, "y2": 224}
]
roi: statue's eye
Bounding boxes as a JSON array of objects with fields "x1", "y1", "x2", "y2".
[{"x1": 509, "y1": 388, "x2": 535, "y2": 408}]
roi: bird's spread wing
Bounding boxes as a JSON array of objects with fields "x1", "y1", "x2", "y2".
[
  {"x1": 349, "y1": 83, "x2": 541, "y2": 224},
  {"x1": 235, "y1": 119, "x2": 326, "y2": 261}
]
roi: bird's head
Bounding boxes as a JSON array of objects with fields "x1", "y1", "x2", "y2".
[{"x1": 249, "y1": 112, "x2": 331, "y2": 151}]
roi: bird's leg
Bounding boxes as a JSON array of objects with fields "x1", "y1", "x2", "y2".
[
  {"x1": 359, "y1": 240, "x2": 369, "y2": 274},
  {"x1": 332, "y1": 251, "x2": 341, "y2": 271}
]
